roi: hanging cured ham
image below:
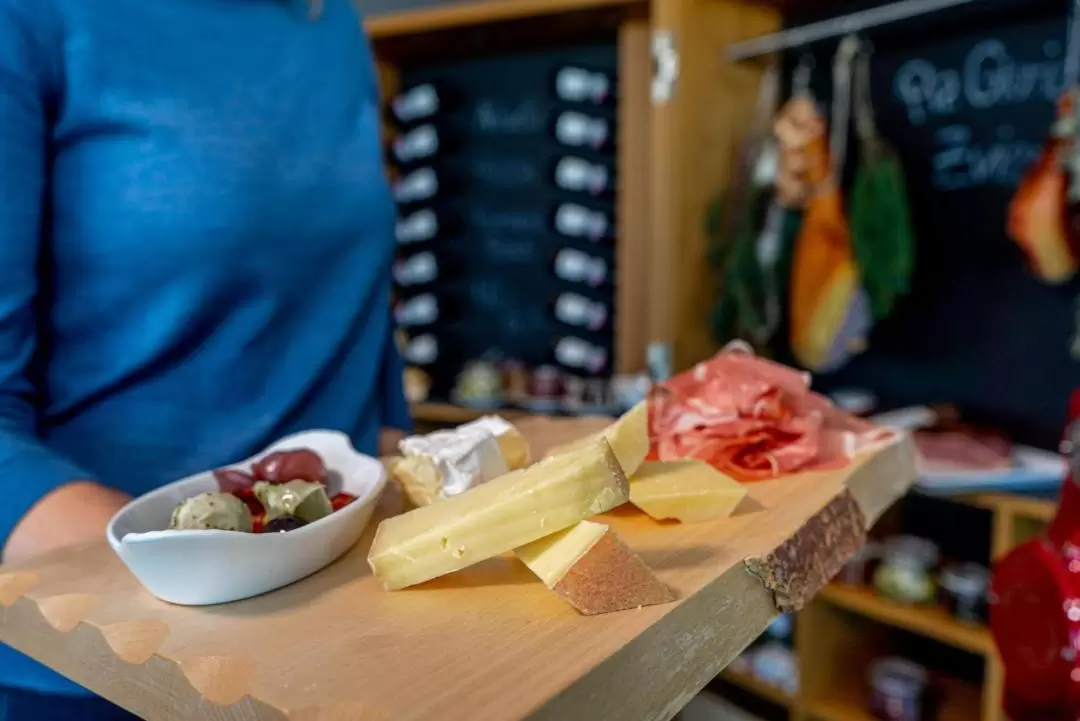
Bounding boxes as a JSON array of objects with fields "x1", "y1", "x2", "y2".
[
  {"x1": 787, "y1": 38, "x2": 872, "y2": 373},
  {"x1": 787, "y1": 128, "x2": 871, "y2": 372},
  {"x1": 1007, "y1": 89, "x2": 1080, "y2": 284},
  {"x1": 648, "y1": 343, "x2": 892, "y2": 482}
]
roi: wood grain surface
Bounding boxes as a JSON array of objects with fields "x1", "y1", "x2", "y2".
[{"x1": 0, "y1": 428, "x2": 915, "y2": 721}]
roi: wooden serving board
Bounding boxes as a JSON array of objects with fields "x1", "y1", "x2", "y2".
[{"x1": 0, "y1": 428, "x2": 915, "y2": 721}]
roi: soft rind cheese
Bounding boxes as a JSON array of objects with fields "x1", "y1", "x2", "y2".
[
  {"x1": 393, "y1": 416, "x2": 532, "y2": 508},
  {"x1": 457, "y1": 416, "x2": 531, "y2": 470},
  {"x1": 545, "y1": 401, "x2": 650, "y2": 476},
  {"x1": 369, "y1": 438, "x2": 629, "y2": 590},
  {"x1": 515, "y1": 520, "x2": 674, "y2": 615},
  {"x1": 629, "y1": 460, "x2": 747, "y2": 523}
]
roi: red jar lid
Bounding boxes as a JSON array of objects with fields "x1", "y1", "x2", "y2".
[{"x1": 990, "y1": 537, "x2": 1080, "y2": 715}]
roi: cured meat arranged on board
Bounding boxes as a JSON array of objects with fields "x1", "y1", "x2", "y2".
[
  {"x1": 914, "y1": 430, "x2": 1013, "y2": 473},
  {"x1": 648, "y1": 344, "x2": 892, "y2": 482}
]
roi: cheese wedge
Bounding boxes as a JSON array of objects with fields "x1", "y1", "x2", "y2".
[
  {"x1": 629, "y1": 460, "x2": 747, "y2": 523},
  {"x1": 515, "y1": 521, "x2": 675, "y2": 615},
  {"x1": 466, "y1": 416, "x2": 530, "y2": 470},
  {"x1": 393, "y1": 416, "x2": 531, "y2": 507},
  {"x1": 545, "y1": 401, "x2": 650, "y2": 476},
  {"x1": 369, "y1": 438, "x2": 629, "y2": 590}
]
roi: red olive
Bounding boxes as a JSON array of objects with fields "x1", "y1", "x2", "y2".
[
  {"x1": 251, "y1": 449, "x2": 327, "y2": 484},
  {"x1": 213, "y1": 468, "x2": 256, "y2": 495}
]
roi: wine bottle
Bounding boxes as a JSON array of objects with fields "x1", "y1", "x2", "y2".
[
  {"x1": 393, "y1": 250, "x2": 438, "y2": 287},
  {"x1": 553, "y1": 203, "x2": 612, "y2": 242},
  {"x1": 391, "y1": 124, "x2": 440, "y2": 165},
  {"x1": 390, "y1": 83, "x2": 443, "y2": 125},
  {"x1": 553, "y1": 247, "x2": 609, "y2": 287},
  {"x1": 553, "y1": 292, "x2": 608, "y2": 331},
  {"x1": 554, "y1": 110, "x2": 612, "y2": 151},
  {"x1": 553, "y1": 156, "x2": 612, "y2": 196},
  {"x1": 554, "y1": 336, "x2": 608, "y2": 374},
  {"x1": 394, "y1": 292, "x2": 440, "y2": 327},
  {"x1": 396, "y1": 208, "x2": 439, "y2": 245},
  {"x1": 554, "y1": 66, "x2": 613, "y2": 105},
  {"x1": 393, "y1": 167, "x2": 439, "y2": 205},
  {"x1": 401, "y1": 333, "x2": 439, "y2": 365}
]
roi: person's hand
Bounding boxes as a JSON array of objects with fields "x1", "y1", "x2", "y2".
[
  {"x1": 379, "y1": 428, "x2": 405, "y2": 457},
  {"x1": 3, "y1": 481, "x2": 131, "y2": 565}
]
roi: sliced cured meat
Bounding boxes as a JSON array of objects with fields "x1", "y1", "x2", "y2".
[
  {"x1": 648, "y1": 344, "x2": 891, "y2": 482},
  {"x1": 915, "y1": 430, "x2": 1012, "y2": 472}
]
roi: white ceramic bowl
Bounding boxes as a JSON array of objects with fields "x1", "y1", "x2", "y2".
[{"x1": 106, "y1": 430, "x2": 386, "y2": 606}]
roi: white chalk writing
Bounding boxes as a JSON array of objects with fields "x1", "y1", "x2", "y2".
[
  {"x1": 931, "y1": 124, "x2": 1040, "y2": 190},
  {"x1": 894, "y1": 38, "x2": 1063, "y2": 125}
]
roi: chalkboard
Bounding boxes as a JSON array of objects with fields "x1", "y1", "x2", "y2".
[
  {"x1": 391, "y1": 42, "x2": 618, "y2": 400},
  {"x1": 775, "y1": 0, "x2": 1077, "y2": 447}
]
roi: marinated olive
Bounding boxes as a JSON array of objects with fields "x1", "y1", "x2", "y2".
[
  {"x1": 213, "y1": 468, "x2": 256, "y2": 494},
  {"x1": 252, "y1": 449, "x2": 327, "y2": 484},
  {"x1": 264, "y1": 515, "x2": 307, "y2": 533}
]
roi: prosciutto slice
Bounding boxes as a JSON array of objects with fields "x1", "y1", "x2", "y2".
[{"x1": 648, "y1": 344, "x2": 892, "y2": 482}]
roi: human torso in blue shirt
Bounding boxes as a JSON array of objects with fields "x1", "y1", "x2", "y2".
[{"x1": 0, "y1": 0, "x2": 408, "y2": 697}]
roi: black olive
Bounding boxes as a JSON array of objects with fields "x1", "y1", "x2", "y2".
[{"x1": 264, "y1": 516, "x2": 307, "y2": 533}]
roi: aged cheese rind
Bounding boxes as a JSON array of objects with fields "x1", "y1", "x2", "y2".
[
  {"x1": 629, "y1": 460, "x2": 747, "y2": 523},
  {"x1": 545, "y1": 401, "x2": 650, "y2": 476},
  {"x1": 369, "y1": 439, "x2": 629, "y2": 590},
  {"x1": 516, "y1": 521, "x2": 675, "y2": 615}
]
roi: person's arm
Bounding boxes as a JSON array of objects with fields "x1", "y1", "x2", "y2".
[
  {"x1": 0, "y1": 3, "x2": 130, "y2": 565},
  {"x1": 378, "y1": 319, "x2": 413, "y2": 456}
]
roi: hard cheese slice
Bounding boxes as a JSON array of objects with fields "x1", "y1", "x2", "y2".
[
  {"x1": 630, "y1": 460, "x2": 747, "y2": 523},
  {"x1": 545, "y1": 401, "x2": 650, "y2": 476},
  {"x1": 515, "y1": 521, "x2": 674, "y2": 615},
  {"x1": 369, "y1": 438, "x2": 629, "y2": 590}
]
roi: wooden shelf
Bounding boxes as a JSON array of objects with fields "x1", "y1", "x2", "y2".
[
  {"x1": 819, "y1": 584, "x2": 993, "y2": 656},
  {"x1": 967, "y1": 492, "x2": 1057, "y2": 523},
  {"x1": 806, "y1": 698, "x2": 874, "y2": 721},
  {"x1": 718, "y1": 667, "x2": 794, "y2": 708},
  {"x1": 365, "y1": 0, "x2": 638, "y2": 39},
  {"x1": 410, "y1": 401, "x2": 501, "y2": 424},
  {"x1": 807, "y1": 673, "x2": 982, "y2": 721}
]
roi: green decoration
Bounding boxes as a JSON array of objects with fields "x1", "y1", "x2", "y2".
[{"x1": 848, "y1": 48, "x2": 916, "y2": 321}]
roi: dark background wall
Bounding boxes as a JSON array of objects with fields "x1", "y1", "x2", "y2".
[{"x1": 779, "y1": 0, "x2": 1076, "y2": 448}]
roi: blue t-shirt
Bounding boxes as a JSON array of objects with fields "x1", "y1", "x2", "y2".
[{"x1": 0, "y1": 0, "x2": 409, "y2": 694}]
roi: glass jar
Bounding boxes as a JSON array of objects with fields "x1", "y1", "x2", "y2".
[
  {"x1": 751, "y1": 642, "x2": 798, "y2": 695},
  {"x1": 840, "y1": 541, "x2": 881, "y2": 585},
  {"x1": 869, "y1": 657, "x2": 928, "y2": 721},
  {"x1": 939, "y1": 562, "x2": 990, "y2": 624},
  {"x1": 873, "y1": 536, "x2": 939, "y2": 604}
]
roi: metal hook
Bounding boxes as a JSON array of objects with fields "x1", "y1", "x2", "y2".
[{"x1": 835, "y1": 34, "x2": 862, "y2": 66}]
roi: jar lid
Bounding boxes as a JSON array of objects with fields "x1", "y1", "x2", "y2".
[
  {"x1": 881, "y1": 535, "x2": 940, "y2": 567},
  {"x1": 940, "y1": 562, "x2": 990, "y2": 596},
  {"x1": 869, "y1": 657, "x2": 928, "y2": 698}
]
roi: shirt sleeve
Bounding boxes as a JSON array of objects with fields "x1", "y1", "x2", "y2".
[
  {"x1": 0, "y1": 2, "x2": 92, "y2": 552},
  {"x1": 381, "y1": 318, "x2": 414, "y2": 434}
]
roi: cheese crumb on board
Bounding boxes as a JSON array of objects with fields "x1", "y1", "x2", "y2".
[
  {"x1": 515, "y1": 521, "x2": 675, "y2": 615},
  {"x1": 393, "y1": 416, "x2": 530, "y2": 507},
  {"x1": 545, "y1": 401, "x2": 650, "y2": 476},
  {"x1": 369, "y1": 438, "x2": 630, "y2": 591},
  {"x1": 629, "y1": 460, "x2": 747, "y2": 523}
]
